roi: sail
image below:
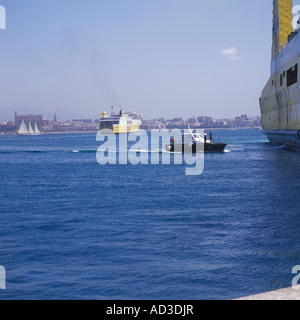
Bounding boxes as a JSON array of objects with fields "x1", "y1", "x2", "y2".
[
  {"x1": 18, "y1": 120, "x2": 28, "y2": 134},
  {"x1": 34, "y1": 122, "x2": 40, "y2": 134},
  {"x1": 28, "y1": 122, "x2": 34, "y2": 134}
]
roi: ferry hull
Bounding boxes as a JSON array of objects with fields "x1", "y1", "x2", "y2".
[
  {"x1": 113, "y1": 124, "x2": 140, "y2": 134},
  {"x1": 259, "y1": 0, "x2": 300, "y2": 150},
  {"x1": 165, "y1": 143, "x2": 227, "y2": 153},
  {"x1": 263, "y1": 130, "x2": 300, "y2": 149}
]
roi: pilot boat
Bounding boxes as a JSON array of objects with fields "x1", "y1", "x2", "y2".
[{"x1": 165, "y1": 129, "x2": 227, "y2": 153}]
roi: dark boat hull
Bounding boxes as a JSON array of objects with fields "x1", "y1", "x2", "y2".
[
  {"x1": 166, "y1": 142, "x2": 227, "y2": 153},
  {"x1": 263, "y1": 130, "x2": 300, "y2": 151}
]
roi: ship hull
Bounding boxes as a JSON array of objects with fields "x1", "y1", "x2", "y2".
[
  {"x1": 100, "y1": 124, "x2": 141, "y2": 134},
  {"x1": 263, "y1": 130, "x2": 300, "y2": 150},
  {"x1": 113, "y1": 124, "x2": 140, "y2": 134},
  {"x1": 165, "y1": 142, "x2": 227, "y2": 153},
  {"x1": 259, "y1": 0, "x2": 300, "y2": 150},
  {"x1": 260, "y1": 27, "x2": 300, "y2": 150}
]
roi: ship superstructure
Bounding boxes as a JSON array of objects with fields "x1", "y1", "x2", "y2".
[
  {"x1": 260, "y1": 0, "x2": 300, "y2": 148},
  {"x1": 99, "y1": 107, "x2": 142, "y2": 134}
]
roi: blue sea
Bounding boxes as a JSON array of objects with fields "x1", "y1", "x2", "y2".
[{"x1": 1, "y1": 129, "x2": 300, "y2": 300}]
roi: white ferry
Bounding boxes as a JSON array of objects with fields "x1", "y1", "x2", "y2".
[{"x1": 99, "y1": 107, "x2": 142, "y2": 134}]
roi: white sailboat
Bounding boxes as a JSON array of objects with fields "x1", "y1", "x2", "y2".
[
  {"x1": 18, "y1": 120, "x2": 29, "y2": 134},
  {"x1": 28, "y1": 122, "x2": 35, "y2": 134},
  {"x1": 34, "y1": 122, "x2": 40, "y2": 134},
  {"x1": 17, "y1": 120, "x2": 42, "y2": 135}
]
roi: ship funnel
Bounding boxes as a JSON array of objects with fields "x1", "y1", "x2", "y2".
[{"x1": 272, "y1": 0, "x2": 293, "y2": 59}]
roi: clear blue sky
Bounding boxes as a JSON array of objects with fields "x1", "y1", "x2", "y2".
[{"x1": 0, "y1": 0, "x2": 291, "y2": 121}]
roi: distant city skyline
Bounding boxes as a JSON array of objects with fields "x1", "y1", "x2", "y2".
[
  {"x1": 0, "y1": 108, "x2": 261, "y2": 123},
  {"x1": 0, "y1": 1, "x2": 298, "y2": 122},
  {"x1": 0, "y1": 110, "x2": 261, "y2": 134},
  {"x1": 1, "y1": 107, "x2": 263, "y2": 122},
  {"x1": 2, "y1": 109, "x2": 261, "y2": 125}
]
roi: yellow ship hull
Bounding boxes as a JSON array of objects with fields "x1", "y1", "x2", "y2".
[{"x1": 113, "y1": 124, "x2": 140, "y2": 134}]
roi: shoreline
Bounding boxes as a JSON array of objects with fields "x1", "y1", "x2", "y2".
[
  {"x1": 0, "y1": 131, "x2": 99, "y2": 136},
  {"x1": 0, "y1": 127, "x2": 262, "y2": 136}
]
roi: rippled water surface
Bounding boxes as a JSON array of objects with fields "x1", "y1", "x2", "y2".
[{"x1": 1, "y1": 129, "x2": 300, "y2": 300}]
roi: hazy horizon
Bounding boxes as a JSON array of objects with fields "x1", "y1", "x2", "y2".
[
  {"x1": 0, "y1": 0, "x2": 291, "y2": 122},
  {"x1": 2, "y1": 106, "x2": 261, "y2": 122}
]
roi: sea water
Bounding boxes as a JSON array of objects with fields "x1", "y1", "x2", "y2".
[{"x1": 0, "y1": 129, "x2": 300, "y2": 300}]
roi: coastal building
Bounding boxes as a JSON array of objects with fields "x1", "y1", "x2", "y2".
[
  {"x1": 0, "y1": 121, "x2": 15, "y2": 133},
  {"x1": 198, "y1": 116, "x2": 213, "y2": 127}
]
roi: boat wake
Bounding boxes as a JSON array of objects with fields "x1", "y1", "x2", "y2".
[
  {"x1": 226, "y1": 145, "x2": 244, "y2": 152},
  {"x1": 0, "y1": 149, "x2": 50, "y2": 154},
  {"x1": 72, "y1": 149, "x2": 97, "y2": 153},
  {"x1": 264, "y1": 143, "x2": 290, "y2": 150}
]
